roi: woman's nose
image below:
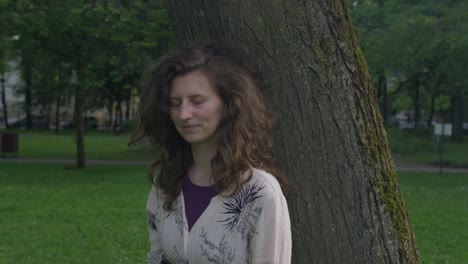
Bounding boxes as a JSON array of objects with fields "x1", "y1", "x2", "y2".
[{"x1": 178, "y1": 102, "x2": 193, "y2": 120}]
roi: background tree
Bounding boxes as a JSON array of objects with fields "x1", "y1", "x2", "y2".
[
  {"x1": 350, "y1": 0, "x2": 468, "y2": 141},
  {"x1": 163, "y1": 0, "x2": 419, "y2": 263},
  {"x1": 0, "y1": 0, "x2": 13, "y2": 128},
  {"x1": 7, "y1": 0, "x2": 173, "y2": 167},
  {"x1": 9, "y1": 0, "x2": 45, "y2": 130}
]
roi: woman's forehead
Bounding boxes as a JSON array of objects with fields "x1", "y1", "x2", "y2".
[{"x1": 170, "y1": 71, "x2": 217, "y2": 97}]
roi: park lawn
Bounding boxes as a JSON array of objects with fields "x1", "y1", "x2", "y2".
[
  {"x1": 387, "y1": 128, "x2": 468, "y2": 167},
  {"x1": 0, "y1": 129, "x2": 156, "y2": 161},
  {"x1": 0, "y1": 162, "x2": 467, "y2": 263},
  {"x1": 3, "y1": 128, "x2": 466, "y2": 167},
  {"x1": 398, "y1": 172, "x2": 468, "y2": 264},
  {"x1": 0, "y1": 162, "x2": 150, "y2": 264}
]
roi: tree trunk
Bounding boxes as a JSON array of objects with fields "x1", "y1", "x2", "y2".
[
  {"x1": 46, "y1": 100, "x2": 52, "y2": 130},
  {"x1": 163, "y1": 1, "x2": 420, "y2": 263},
  {"x1": 1, "y1": 73, "x2": 9, "y2": 128},
  {"x1": 114, "y1": 99, "x2": 122, "y2": 131},
  {"x1": 412, "y1": 80, "x2": 420, "y2": 129},
  {"x1": 118, "y1": 101, "x2": 122, "y2": 125},
  {"x1": 106, "y1": 103, "x2": 113, "y2": 128},
  {"x1": 74, "y1": 68, "x2": 85, "y2": 168},
  {"x1": 378, "y1": 75, "x2": 388, "y2": 127},
  {"x1": 55, "y1": 95, "x2": 60, "y2": 134},
  {"x1": 125, "y1": 90, "x2": 131, "y2": 121},
  {"x1": 24, "y1": 65, "x2": 33, "y2": 130},
  {"x1": 428, "y1": 92, "x2": 436, "y2": 128},
  {"x1": 450, "y1": 95, "x2": 464, "y2": 142},
  {"x1": 427, "y1": 77, "x2": 443, "y2": 128}
]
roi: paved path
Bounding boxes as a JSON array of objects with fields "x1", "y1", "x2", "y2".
[
  {"x1": 392, "y1": 155, "x2": 468, "y2": 173},
  {"x1": 1, "y1": 157, "x2": 468, "y2": 173}
]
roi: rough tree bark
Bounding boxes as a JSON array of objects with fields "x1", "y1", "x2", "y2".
[{"x1": 163, "y1": 1, "x2": 420, "y2": 263}]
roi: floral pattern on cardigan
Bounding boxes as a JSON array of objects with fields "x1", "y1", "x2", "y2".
[{"x1": 146, "y1": 169, "x2": 291, "y2": 264}]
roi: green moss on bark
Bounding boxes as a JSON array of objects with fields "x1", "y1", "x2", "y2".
[
  {"x1": 361, "y1": 118, "x2": 419, "y2": 263},
  {"x1": 341, "y1": 0, "x2": 414, "y2": 253}
]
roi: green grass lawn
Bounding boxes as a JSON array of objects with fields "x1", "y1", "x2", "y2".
[
  {"x1": 1, "y1": 162, "x2": 467, "y2": 263},
  {"x1": 0, "y1": 129, "x2": 156, "y2": 161},
  {"x1": 0, "y1": 162, "x2": 150, "y2": 264},
  {"x1": 399, "y1": 172, "x2": 468, "y2": 264}
]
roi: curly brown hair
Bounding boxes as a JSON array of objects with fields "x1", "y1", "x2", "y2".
[{"x1": 129, "y1": 40, "x2": 287, "y2": 210}]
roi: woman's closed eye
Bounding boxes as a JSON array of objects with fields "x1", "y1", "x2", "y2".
[
  {"x1": 170, "y1": 95, "x2": 207, "y2": 108},
  {"x1": 191, "y1": 97, "x2": 206, "y2": 105},
  {"x1": 170, "y1": 99, "x2": 181, "y2": 107}
]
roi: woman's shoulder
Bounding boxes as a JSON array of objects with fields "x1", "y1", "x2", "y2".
[
  {"x1": 247, "y1": 168, "x2": 284, "y2": 196},
  {"x1": 147, "y1": 184, "x2": 165, "y2": 209}
]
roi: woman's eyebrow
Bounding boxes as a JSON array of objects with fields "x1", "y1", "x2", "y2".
[
  {"x1": 170, "y1": 93, "x2": 209, "y2": 102},
  {"x1": 171, "y1": 94, "x2": 206, "y2": 99},
  {"x1": 189, "y1": 94, "x2": 207, "y2": 99}
]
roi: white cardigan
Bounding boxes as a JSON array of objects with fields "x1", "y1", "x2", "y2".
[{"x1": 146, "y1": 168, "x2": 292, "y2": 264}]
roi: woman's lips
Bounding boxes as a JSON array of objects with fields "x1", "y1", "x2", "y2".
[{"x1": 180, "y1": 125, "x2": 199, "y2": 132}]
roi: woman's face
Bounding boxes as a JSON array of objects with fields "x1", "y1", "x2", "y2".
[{"x1": 169, "y1": 71, "x2": 224, "y2": 146}]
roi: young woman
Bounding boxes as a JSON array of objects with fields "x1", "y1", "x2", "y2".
[{"x1": 130, "y1": 40, "x2": 291, "y2": 264}]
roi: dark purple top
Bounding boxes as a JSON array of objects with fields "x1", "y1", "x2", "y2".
[{"x1": 182, "y1": 176, "x2": 218, "y2": 231}]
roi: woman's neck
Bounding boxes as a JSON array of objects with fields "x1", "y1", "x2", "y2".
[{"x1": 189, "y1": 141, "x2": 218, "y2": 186}]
